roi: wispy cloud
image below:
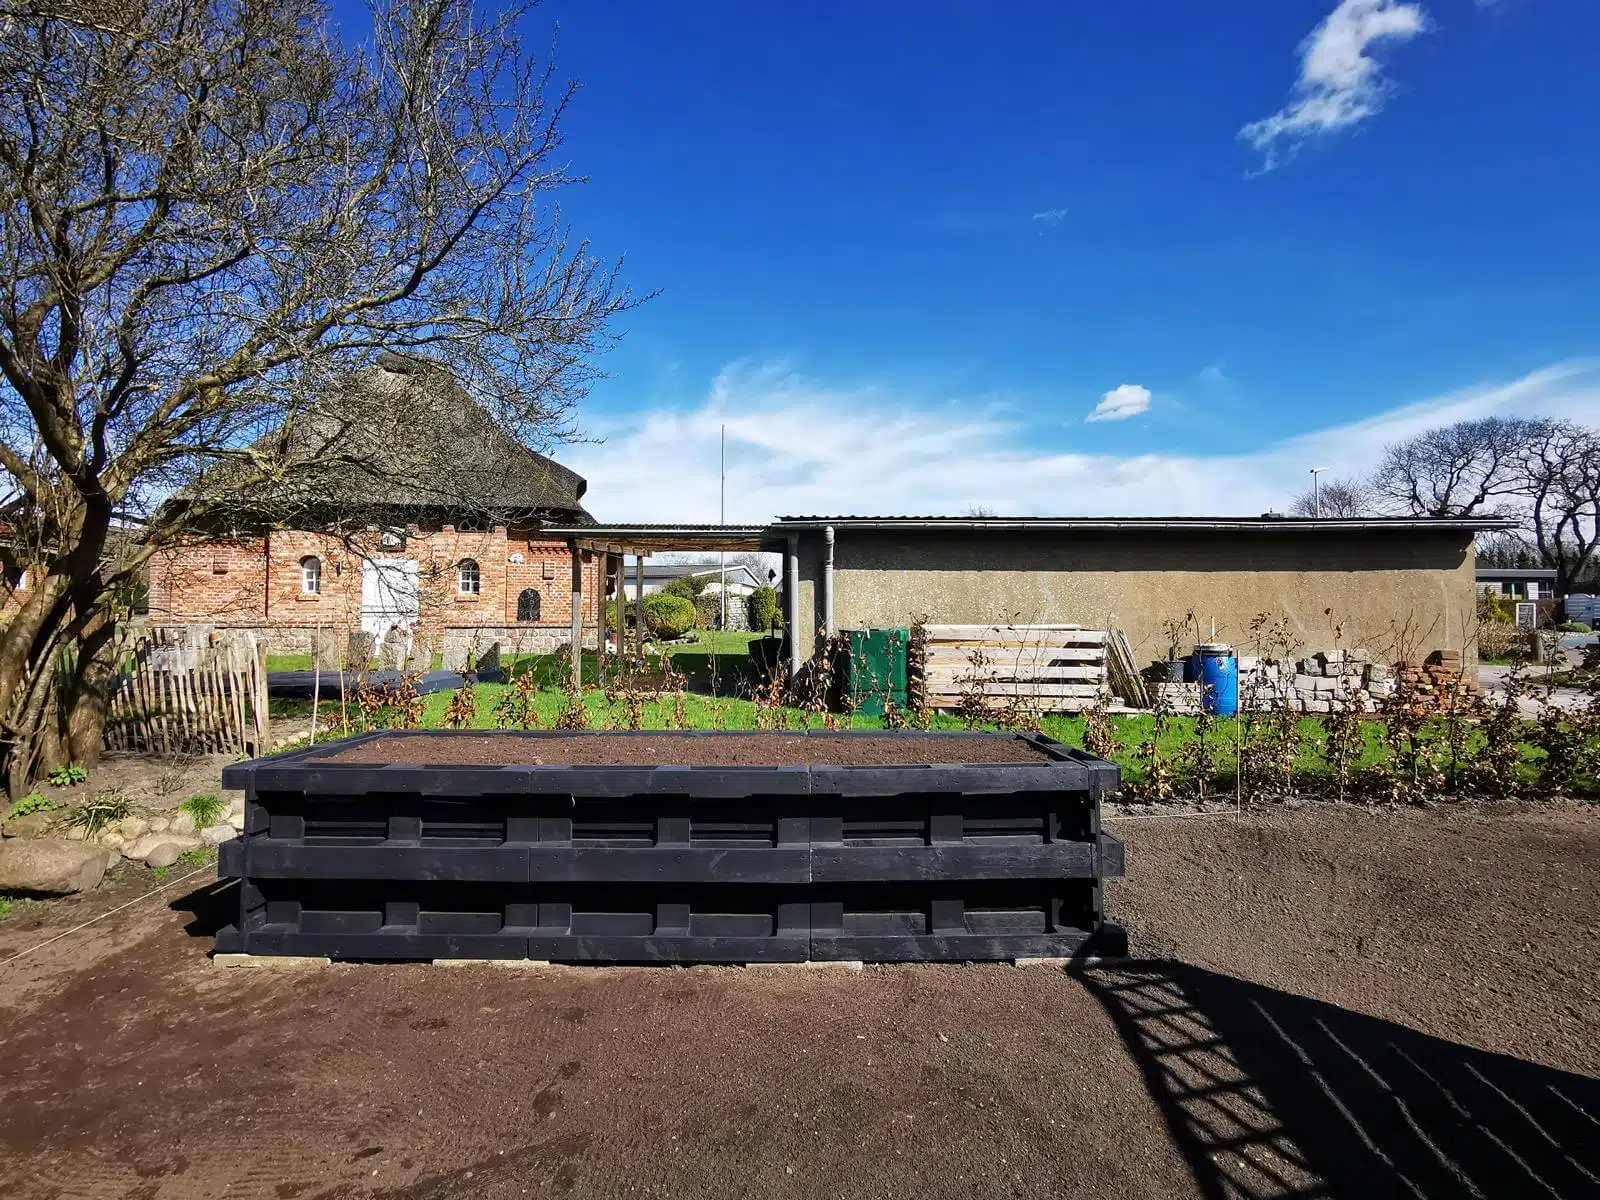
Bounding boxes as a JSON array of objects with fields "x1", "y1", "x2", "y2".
[
  {"x1": 1086, "y1": 384, "x2": 1152, "y2": 423},
  {"x1": 561, "y1": 361, "x2": 1600, "y2": 522},
  {"x1": 1241, "y1": 0, "x2": 1430, "y2": 172},
  {"x1": 1031, "y1": 208, "x2": 1069, "y2": 227}
]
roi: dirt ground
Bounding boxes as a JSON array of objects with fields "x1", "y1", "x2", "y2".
[
  {"x1": 316, "y1": 731, "x2": 1052, "y2": 767},
  {"x1": 0, "y1": 802, "x2": 1596, "y2": 1199}
]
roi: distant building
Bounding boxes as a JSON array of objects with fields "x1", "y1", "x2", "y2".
[{"x1": 1475, "y1": 567, "x2": 1557, "y2": 601}]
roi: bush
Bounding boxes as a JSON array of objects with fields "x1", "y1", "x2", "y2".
[
  {"x1": 694, "y1": 595, "x2": 719, "y2": 629},
  {"x1": 606, "y1": 598, "x2": 636, "y2": 633},
  {"x1": 747, "y1": 585, "x2": 780, "y2": 632},
  {"x1": 7, "y1": 791, "x2": 55, "y2": 820},
  {"x1": 1557, "y1": 621, "x2": 1592, "y2": 634},
  {"x1": 663, "y1": 575, "x2": 707, "y2": 601},
  {"x1": 1478, "y1": 591, "x2": 1516, "y2": 624},
  {"x1": 642, "y1": 593, "x2": 696, "y2": 639}
]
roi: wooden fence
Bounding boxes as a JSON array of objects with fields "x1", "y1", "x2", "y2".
[
  {"x1": 103, "y1": 629, "x2": 269, "y2": 757},
  {"x1": 921, "y1": 624, "x2": 1109, "y2": 714}
]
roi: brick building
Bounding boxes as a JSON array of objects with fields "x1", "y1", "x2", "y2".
[{"x1": 145, "y1": 357, "x2": 602, "y2": 664}]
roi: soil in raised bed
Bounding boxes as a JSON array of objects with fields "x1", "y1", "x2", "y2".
[{"x1": 313, "y1": 731, "x2": 1054, "y2": 767}]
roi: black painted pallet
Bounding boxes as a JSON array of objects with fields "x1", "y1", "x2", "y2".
[{"x1": 216, "y1": 730, "x2": 1125, "y2": 963}]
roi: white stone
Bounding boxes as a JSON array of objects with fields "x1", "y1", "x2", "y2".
[
  {"x1": 123, "y1": 832, "x2": 201, "y2": 862},
  {"x1": 143, "y1": 841, "x2": 185, "y2": 869},
  {"x1": 100, "y1": 831, "x2": 125, "y2": 850},
  {"x1": 199, "y1": 824, "x2": 233, "y2": 847},
  {"x1": 168, "y1": 811, "x2": 196, "y2": 836},
  {"x1": 147, "y1": 816, "x2": 170, "y2": 834},
  {"x1": 115, "y1": 815, "x2": 149, "y2": 841}
]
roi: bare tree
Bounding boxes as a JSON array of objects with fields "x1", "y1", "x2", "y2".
[
  {"x1": 1370, "y1": 417, "x2": 1529, "y2": 516},
  {"x1": 1519, "y1": 419, "x2": 1600, "y2": 594},
  {"x1": 0, "y1": 0, "x2": 636, "y2": 790},
  {"x1": 1288, "y1": 475, "x2": 1371, "y2": 518}
]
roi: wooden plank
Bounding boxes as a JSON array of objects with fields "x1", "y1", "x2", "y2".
[
  {"x1": 923, "y1": 664, "x2": 1103, "y2": 682},
  {"x1": 924, "y1": 646, "x2": 1104, "y2": 665},
  {"x1": 926, "y1": 683, "x2": 1102, "y2": 700},
  {"x1": 924, "y1": 626, "x2": 1105, "y2": 645}
]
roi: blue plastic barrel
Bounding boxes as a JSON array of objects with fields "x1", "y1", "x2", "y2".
[{"x1": 1191, "y1": 643, "x2": 1238, "y2": 717}]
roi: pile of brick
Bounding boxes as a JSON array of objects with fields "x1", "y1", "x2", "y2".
[{"x1": 1392, "y1": 650, "x2": 1483, "y2": 708}]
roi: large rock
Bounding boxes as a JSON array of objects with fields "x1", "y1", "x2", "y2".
[
  {"x1": 199, "y1": 824, "x2": 234, "y2": 848},
  {"x1": 167, "y1": 810, "x2": 196, "y2": 836},
  {"x1": 123, "y1": 832, "x2": 201, "y2": 862},
  {"x1": 0, "y1": 839, "x2": 112, "y2": 894},
  {"x1": 2, "y1": 810, "x2": 56, "y2": 840},
  {"x1": 143, "y1": 842, "x2": 186, "y2": 869},
  {"x1": 115, "y1": 815, "x2": 149, "y2": 841}
]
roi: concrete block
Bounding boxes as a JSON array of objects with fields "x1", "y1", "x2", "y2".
[
  {"x1": 431, "y1": 958, "x2": 554, "y2": 968},
  {"x1": 214, "y1": 954, "x2": 331, "y2": 970}
]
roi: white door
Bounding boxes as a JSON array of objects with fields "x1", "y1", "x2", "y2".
[{"x1": 361, "y1": 558, "x2": 421, "y2": 642}]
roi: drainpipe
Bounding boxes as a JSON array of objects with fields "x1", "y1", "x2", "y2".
[
  {"x1": 823, "y1": 525, "x2": 835, "y2": 639},
  {"x1": 785, "y1": 534, "x2": 800, "y2": 682}
]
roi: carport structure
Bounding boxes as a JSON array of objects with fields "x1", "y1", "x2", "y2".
[{"x1": 541, "y1": 523, "x2": 795, "y2": 683}]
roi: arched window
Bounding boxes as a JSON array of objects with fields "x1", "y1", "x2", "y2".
[
  {"x1": 517, "y1": 587, "x2": 541, "y2": 623},
  {"x1": 457, "y1": 559, "x2": 480, "y2": 596},
  {"x1": 300, "y1": 556, "x2": 321, "y2": 595}
]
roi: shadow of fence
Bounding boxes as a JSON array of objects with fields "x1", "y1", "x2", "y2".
[{"x1": 1078, "y1": 962, "x2": 1600, "y2": 1199}]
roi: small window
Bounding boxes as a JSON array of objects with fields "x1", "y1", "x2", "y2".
[
  {"x1": 300, "y1": 556, "x2": 321, "y2": 595},
  {"x1": 517, "y1": 588, "x2": 541, "y2": 623},
  {"x1": 455, "y1": 515, "x2": 491, "y2": 533},
  {"x1": 457, "y1": 559, "x2": 480, "y2": 596},
  {"x1": 379, "y1": 527, "x2": 405, "y2": 549}
]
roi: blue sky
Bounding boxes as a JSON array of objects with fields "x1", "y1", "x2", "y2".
[{"x1": 354, "y1": 1, "x2": 1600, "y2": 519}]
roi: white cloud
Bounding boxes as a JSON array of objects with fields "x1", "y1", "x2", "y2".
[
  {"x1": 561, "y1": 361, "x2": 1600, "y2": 523},
  {"x1": 1241, "y1": 0, "x2": 1429, "y2": 172},
  {"x1": 1031, "y1": 208, "x2": 1069, "y2": 227},
  {"x1": 1086, "y1": 384, "x2": 1152, "y2": 423}
]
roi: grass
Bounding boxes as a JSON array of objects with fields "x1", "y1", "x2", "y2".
[
  {"x1": 178, "y1": 793, "x2": 224, "y2": 828},
  {"x1": 273, "y1": 678, "x2": 1564, "y2": 788}
]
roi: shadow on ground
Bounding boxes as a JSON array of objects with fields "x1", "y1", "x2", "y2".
[
  {"x1": 171, "y1": 878, "x2": 236, "y2": 939},
  {"x1": 1078, "y1": 961, "x2": 1600, "y2": 1199}
]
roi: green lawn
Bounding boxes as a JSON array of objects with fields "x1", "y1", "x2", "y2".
[{"x1": 276, "y1": 677, "x2": 1582, "y2": 793}]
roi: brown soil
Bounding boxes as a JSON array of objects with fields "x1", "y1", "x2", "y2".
[
  {"x1": 315, "y1": 731, "x2": 1053, "y2": 767},
  {"x1": 0, "y1": 801, "x2": 1595, "y2": 1199}
]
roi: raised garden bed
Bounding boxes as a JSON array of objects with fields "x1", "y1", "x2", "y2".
[{"x1": 217, "y1": 730, "x2": 1125, "y2": 964}]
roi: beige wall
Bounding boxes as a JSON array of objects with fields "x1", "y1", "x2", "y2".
[{"x1": 792, "y1": 527, "x2": 1477, "y2": 666}]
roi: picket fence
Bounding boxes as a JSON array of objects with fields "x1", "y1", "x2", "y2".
[{"x1": 102, "y1": 628, "x2": 269, "y2": 757}]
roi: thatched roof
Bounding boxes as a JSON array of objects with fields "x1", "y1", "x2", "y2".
[{"x1": 177, "y1": 356, "x2": 592, "y2": 528}]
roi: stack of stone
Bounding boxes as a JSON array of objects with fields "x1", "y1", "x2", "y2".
[
  {"x1": 1152, "y1": 681, "x2": 1204, "y2": 715},
  {"x1": 1236, "y1": 648, "x2": 1395, "y2": 713}
]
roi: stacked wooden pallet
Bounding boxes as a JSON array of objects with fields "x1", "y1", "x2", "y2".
[{"x1": 921, "y1": 625, "x2": 1109, "y2": 713}]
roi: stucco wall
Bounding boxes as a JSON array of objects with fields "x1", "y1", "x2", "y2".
[{"x1": 791, "y1": 527, "x2": 1477, "y2": 666}]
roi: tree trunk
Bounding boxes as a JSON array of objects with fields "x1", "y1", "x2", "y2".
[{"x1": 65, "y1": 617, "x2": 119, "y2": 768}]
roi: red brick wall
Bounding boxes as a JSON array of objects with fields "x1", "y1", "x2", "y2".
[{"x1": 147, "y1": 523, "x2": 602, "y2": 638}]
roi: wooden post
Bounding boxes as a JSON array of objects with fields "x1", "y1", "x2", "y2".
[
  {"x1": 634, "y1": 551, "x2": 646, "y2": 663},
  {"x1": 252, "y1": 636, "x2": 268, "y2": 754},
  {"x1": 570, "y1": 543, "x2": 584, "y2": 687},
  {"x1": 597, "y1": 553, "x2": 611, "y2": 685}
]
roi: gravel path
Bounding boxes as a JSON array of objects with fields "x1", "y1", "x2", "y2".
[{"x1": 0, "y1": 801, "x2": 1595, "y2": 1199}]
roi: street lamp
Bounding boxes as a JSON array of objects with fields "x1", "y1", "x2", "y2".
[{"x1": 1309, "y1": 467, "x2": 1329, "y2": 519}]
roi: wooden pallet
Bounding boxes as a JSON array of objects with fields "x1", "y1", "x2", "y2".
[{"x1": 922, "y1": 625, "x2": 1108, "y2": 713}]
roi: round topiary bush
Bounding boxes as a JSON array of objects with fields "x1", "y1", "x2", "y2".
[
  {"x1": 1557, "y1": 620, "x2": 1592, "y2": 634},
  {"x1": 746, "y1": 585, "x2": 779, "y2": 632},
  {"x1": 642, "y1": 592, "x2": 696, "y2": 639}
]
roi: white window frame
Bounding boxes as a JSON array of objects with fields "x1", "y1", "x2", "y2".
[
  {"x1": 300, "y1": 556, "x2": 321, "y2": 595},
  {"x1": 457, "y1": 559, "x2": 481, "y2": 596}
]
